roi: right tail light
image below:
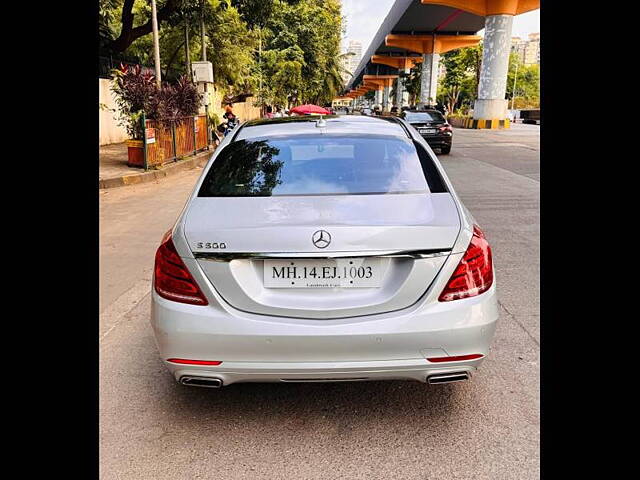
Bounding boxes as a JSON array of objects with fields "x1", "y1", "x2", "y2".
[{"x1": 439, "y1": 225, "x2": 493, "y2": 302}]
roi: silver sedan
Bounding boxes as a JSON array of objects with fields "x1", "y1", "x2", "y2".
[{"x1": 150, "y1": 115, "x2": 498, "y2": 388}]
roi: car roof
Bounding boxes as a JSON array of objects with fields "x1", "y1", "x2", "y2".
[
  {"x1": 403, "y1": 109, "x2": 441, "y2": 113},
  {"x1": 235, "y1": 114, "x2": 410, "y2": 141}
]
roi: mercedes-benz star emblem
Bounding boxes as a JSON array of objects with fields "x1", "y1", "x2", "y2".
[{"x1": 312, "y1": 230, "x2": 331, "y2": 249}]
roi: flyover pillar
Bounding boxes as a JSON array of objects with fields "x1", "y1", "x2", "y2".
[
  {"x1": 418, "y1": 53, "x2": 440, "y2": 108},
  {"x1": 473, "y1": 14, "x2": 512, "y2": 121},
  {"x1": 395, "y1": 76, "x2": 403, "y2": 107},
  {"x1": 371, "y1": 57, "x2": 423, "y2": 109},
  {"x1": 374, "y1": 88, "x2": 383, "y2": 108},
  {"x1": 419, "y1": 0, "x2": 540, "y2": 127},
  {"x1": 363, "y1": 75, "x2": 398, "y2": 112},
  {"x1": 383, "y1": 84, "x2": 393, "y2": 112},
  {"x1": 385, "y1": 34, "x2": 480, "y2": 109}
]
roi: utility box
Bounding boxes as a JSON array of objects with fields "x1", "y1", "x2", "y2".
[{"x1": 191, "y1": 61, "x2": 213, "y2": 83}]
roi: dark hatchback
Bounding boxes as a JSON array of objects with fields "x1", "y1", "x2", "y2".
[{"x1": 400, "y1": 109, "x2": 453, "y2": 154}]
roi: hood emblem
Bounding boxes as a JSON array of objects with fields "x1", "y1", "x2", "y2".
[{"x1": 312, "y1": 230, "x2": 331, "y2": 249}]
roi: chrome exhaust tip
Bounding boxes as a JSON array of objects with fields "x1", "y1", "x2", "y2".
[
  {"x1": 427, "y1": 372, "x2": 470, "y2": 385},
  {"x1": 179, "y1": 376, "x2": 223, "y2": 388}
]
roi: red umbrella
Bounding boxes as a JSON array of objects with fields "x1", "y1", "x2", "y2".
[{"x1": 290, "y1": 104, "x2": 331, "y2": 115}]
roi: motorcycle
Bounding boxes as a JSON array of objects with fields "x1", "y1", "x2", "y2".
[{"x1": 214, "y1": 116, "x2": 240, "y2": 144}]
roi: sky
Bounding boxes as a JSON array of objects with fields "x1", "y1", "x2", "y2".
[{"x1": 341, "y1": 0, "x2": 540, "y2": 50}]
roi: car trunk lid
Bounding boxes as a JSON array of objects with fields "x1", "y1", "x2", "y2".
[{"x1": 184, "y1": 193, "x2": 460, "y2": 319}]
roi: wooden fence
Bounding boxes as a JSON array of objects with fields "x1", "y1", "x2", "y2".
[{"x1": 144, "y1": 115, "x2": 209, "y2": 167}]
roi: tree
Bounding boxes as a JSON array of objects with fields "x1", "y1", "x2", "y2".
[
  {"x1": 506, "y1": 54, "x2": 539, "y2": 109},
  {"x1": 437, "y1": 43, "x2": 483, "y2": 114},
  {"x1": 103, "y1": 0, "x2": 345, "y2": 108},
  {"x1": 103, "y1": 0, "x2": 191, "y2": 53},
  {"x1": 403, "y1": 64, "x2": 422, "y2": 106}
]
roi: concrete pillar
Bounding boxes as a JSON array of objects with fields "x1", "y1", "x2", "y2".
[
  {"x1": 374, "y1": 89, "x2": 383, "y2": 108},
  {"x1": 418, "y1": 53, "x2": 439, "y2": 108},
  {"x1": 383, "y1": 85, "x2": 392, "y2": 112},
  {"x1": 396, "y1": 69, "x2": 410, "y2": 108},
  {"x1": 473, "y1": 14, "x2": 513, "y2": 120},
  {"x1": 402, "y1": 75, "x2": 410, "y2": 107},
  {"x1": 395, "y1": 77, "x2": 402, "y2": 107}
]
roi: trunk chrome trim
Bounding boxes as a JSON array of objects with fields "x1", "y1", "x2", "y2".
[{"x1": 194, "y1": 249, "x2": 451, "y2": 262}]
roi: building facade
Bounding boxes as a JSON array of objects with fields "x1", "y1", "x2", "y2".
[
  {"x1": 511, "y1": 33, "x2": 539, "y2": 66},
  {"x1": 346, "y1": 40, "x2": 362, "y2": 77}
]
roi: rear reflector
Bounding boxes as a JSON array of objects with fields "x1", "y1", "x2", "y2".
[
  {"x1": 154, "y1": 230, "x2": 209, "y2": 306},
  {"x1": 427, "y1": 354, "x2": 484, "y2": 363},
  {"x1": 438, "y1": 225, "x2": 493, "y2": 302},
  {"x1": 167, "y1": 358, "x2": 222, "y2": 366}
]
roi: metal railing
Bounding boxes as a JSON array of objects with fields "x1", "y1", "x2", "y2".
[{"x1": 142, "y1": 115, "x2": 210, "y2": 169}]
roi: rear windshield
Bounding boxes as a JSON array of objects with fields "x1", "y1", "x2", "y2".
[
  {"x1": 404, "y1": 111, "x2": 445, "y2": 123},
  {"x1": 198, "y1": 134, "x2": 444, "y2": 197}
]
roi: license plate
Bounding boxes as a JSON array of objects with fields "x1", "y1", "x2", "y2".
[
  {"x1": 419, "y1": 128, "x2": 436, "y2": 134},
  {"x1": 263, "y1": 258, "x2": 383, "y2": 288}
]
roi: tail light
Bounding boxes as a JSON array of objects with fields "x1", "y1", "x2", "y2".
[
  {"x1": 167, "y1": 358, "x2": 221, "y2": 365},
  {"x1": 154, "y1": 230, "x2": 208, "y2": 305},
  {"x1": 439, "y1": 225, "x2": 493, "y2": 302},
  {"x1": 439, "y1": 124, "x2": 453, "y2": 132},
  {"x1": 427, "y1": 354, "x2": 484, "y2": 362}
]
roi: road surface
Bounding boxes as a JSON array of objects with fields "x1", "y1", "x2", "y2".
[{"x1": 99, "y1": 124, "x2": 539, "y2": 480}]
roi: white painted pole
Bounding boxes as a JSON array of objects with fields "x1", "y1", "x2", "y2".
[{"x1": 150, "y1": 0, "x2": 162, "y2": 87}]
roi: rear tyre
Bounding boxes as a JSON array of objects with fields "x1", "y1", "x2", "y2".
[{"x1": 440, "y1": 145, "x2": 451, "y2": 155}]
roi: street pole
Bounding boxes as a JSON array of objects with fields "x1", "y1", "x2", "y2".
[
  {"x1": 200, "y1": 1, "x2": 210, "y2": 145},
  {"x1": 511, "y1": 60, "x2": 519, "y2": 111},
  {"x1": 200, "y1": 2, "x2": 207, "y2": 62},
  {"x1": 184, "y1": 19, "x2": 191, "y2": 81},
  {"x1": 259, "y1": 26, "x2": 262, "y2": 112},
  {"x1": 151, "y1": 0, "x2": 162, "y2": 87}
]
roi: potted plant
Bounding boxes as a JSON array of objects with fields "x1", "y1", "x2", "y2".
[{"x1": 111, "y1": 64, "x2": 158, "y2": 167}]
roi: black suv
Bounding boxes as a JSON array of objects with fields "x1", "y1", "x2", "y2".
[{"x1": 400, "y1": 109, "x2": 453, "y2": 154}]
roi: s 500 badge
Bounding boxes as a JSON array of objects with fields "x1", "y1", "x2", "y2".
[{"x1": 195, "y1": 242, "x2": 227, "y2": 249}]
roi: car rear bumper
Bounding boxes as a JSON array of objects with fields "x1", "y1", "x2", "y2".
[
  {"x1": 150, "y1": 284, "x2": 499, "y2": 386},
  {"x1": 421, "y1": 134, "x2": 452, "y2": 148}
]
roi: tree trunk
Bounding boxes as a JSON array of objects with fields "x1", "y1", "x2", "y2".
[
  {"x1": 105, "y1": 0, "x2": 182, "y2": 53},
  {"x1": 164, "y1": 40, "x2": 186, "y2": 78}
]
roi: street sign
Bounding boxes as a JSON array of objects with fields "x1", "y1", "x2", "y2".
[{"x1": 146, "y1": 128, "x2": 156, "y2": 144}]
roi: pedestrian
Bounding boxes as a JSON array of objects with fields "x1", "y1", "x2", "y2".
[
  {"x1": 274, "y1": 106, "x2": 284, "y2": 118},
  {"x1": 264, "y1": 105, "x2": 274, "y2": 119},
  {"x1": 223, "y1": 103, "x2": 234, "y2": 121}
]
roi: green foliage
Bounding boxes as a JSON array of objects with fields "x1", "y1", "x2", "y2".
[
  {"x1": 437, "y1": 44, "x2": 482, "y2": 114},
  {"x1": 207, "y1": 0, "x2": 258, "y2": 94},
  {"x1": 254, "y1": 0, "x2": 343, "y2": 106},
  {"x1": 402, "y1": 64, "x2": 422, "y2": 106},
  {"x1": 111, "y1": 64, "x2": 158, "y2": 139},
  {"x1": 111, "y1": 65, "x2": 202, "y2": 138},
  {"x1": 105, "y1": 0, "x2": 344, "y2": 107},
  {"x1": 506, "y1": 53, "x2": 539, "y2": 109}
]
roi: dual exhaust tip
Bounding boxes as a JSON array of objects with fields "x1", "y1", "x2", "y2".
[
  {"x1": 180, "y1": 376, "x2": 223, "y2": 388},
  {"x1": 179, "y1": 374, "x2": 469, "y2": 387},
  {"x1": 427, "y1": 372, "x2": 470, "y2": 384}
]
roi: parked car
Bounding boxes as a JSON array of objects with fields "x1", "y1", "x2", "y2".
[
  {"x1": 151, "y1": 114, "x2": 498, "y2": 388},
  {"x1": 361, "y1": 107, "x2": 373, "y2": 116},
  {"x1": 400, "y1": 109, "x2": 453, "y2": 154}
]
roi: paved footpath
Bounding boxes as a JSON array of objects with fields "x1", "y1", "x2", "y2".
[{"x1": 99, "y1": 124, "x2": 539, "y2": 480}]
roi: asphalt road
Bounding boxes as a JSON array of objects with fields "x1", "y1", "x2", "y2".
[{"x1": 99, "y1": 124, "x2": 540, "y2": 479}]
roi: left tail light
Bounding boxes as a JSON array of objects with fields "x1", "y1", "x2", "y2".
[
  {"x1": 154, "y1": 230, "x2": 208, "y2": 305},
  {"x1": 438, "y1": 225, "x2": 493, "y2": 302}
]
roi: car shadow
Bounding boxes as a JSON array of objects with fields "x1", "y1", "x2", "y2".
[{"x1": 155, "y1": 364, "x2": 472, "y2": 428}]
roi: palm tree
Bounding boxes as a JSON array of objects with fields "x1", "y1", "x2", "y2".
[{"x1": 320, "y1": 51, "x2": 355, "y2": 103}]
